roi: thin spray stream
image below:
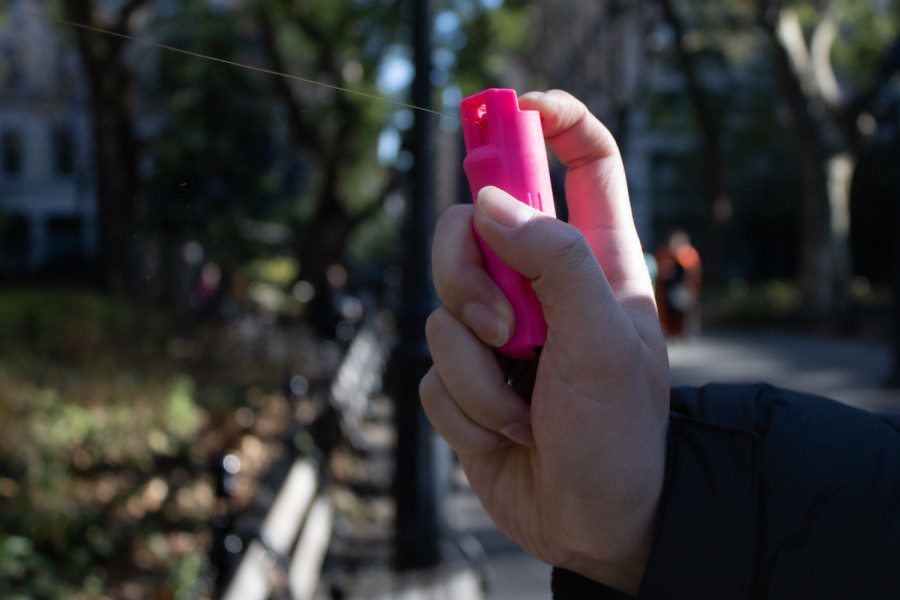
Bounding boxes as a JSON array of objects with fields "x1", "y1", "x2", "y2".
[{"x1": 8, "y1": 6, "x2": 469, "y2": 122}]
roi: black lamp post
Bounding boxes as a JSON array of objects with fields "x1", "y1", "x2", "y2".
[
  {"x1": 392, "y1": 0, "x2": 441, "y2": 570},
  {"x1": 889, "y1": 118, "x2": 900, "y2": 388}
]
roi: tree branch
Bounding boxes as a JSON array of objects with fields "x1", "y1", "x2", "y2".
[
  {"x1": 289, "y1": 8, "x2": 363, "y2": 165},
  {"x1": 775, "y1": 8, "x2": 818, "y2": 99},
  {"x1": 657, "y1": 0, "x2": 720, "y2": 152},
  {"x1": 758, "y1": 2, "x2": 827, "y2": 154},
  {"x1": 809, "y1": 2, "x2": 841, "y2": 107},
  {"x1": 254, "y1": 7, "x2": 326, "y2": 151}
]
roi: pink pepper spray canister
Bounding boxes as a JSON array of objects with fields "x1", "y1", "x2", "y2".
[{"x1": 460, "y1": 89, "x2": 556, "y2": 360}]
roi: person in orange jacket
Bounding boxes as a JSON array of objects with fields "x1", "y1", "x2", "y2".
[{"x1": 654, "y1": 230, "x2": 701, "y2": 337}]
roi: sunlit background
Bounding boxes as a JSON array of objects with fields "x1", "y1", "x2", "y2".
[{"x1": 0, "y1": 0, "x2": 898, "y2": 598}]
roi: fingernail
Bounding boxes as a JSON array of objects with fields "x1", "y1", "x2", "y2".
[
  {"x1": 463, "y1": 303, "x2": 510, "y2": 347},
  {"x1": 477, "y1": 187, "x2": 535, "y2": 228},
  {"x1": 500, "y1": 423, "x2": 534, "y2": 447}
]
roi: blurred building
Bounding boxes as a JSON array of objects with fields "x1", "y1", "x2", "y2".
[
  {"x1": 526, "y1": 0, "x2": 695, "y2": 249},
  {"x1": 0, "y1": 1, "x2": 97, "y2": 274},
  {"x1": 624, "y1": 3, "x2": 720, "y2": 252}
]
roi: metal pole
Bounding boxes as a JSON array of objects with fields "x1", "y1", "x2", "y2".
[
  {"x1": 889, "y1": 120, "x2": 900, "y2": 388},
  {"x1": 393, "y1": 0, "x2": 441, "y2": 570}
]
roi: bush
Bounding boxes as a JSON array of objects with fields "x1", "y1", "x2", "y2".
[
  {"x1": 709, "y1": 280, "x2": 804, "y2": 326},
  {"x1": 0, "y1": 289, "x2": 210, "y2": 596},
  {"x1": 0, "y1": 288, "x2": 171, "y2": 370}
]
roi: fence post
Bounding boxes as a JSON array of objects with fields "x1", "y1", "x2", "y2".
[{"x1": 392, "y1": 0, "x2": 442, "y2": 571}]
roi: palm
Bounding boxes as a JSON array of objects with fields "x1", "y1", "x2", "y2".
[{"x1": 459, "y1": 334, "x2": 646, "y2": 567}]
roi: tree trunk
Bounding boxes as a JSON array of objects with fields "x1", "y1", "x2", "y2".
[
  {"x1": 761, "y1": 7, "x2": 835, "y2": 311},
  {"x1": 825, "y1": 153, "x2": 854, "y2": 305},
  {"x1": 294, "y1": 159, "x2": 355, "y2": 335},
  {"x1": 794, "y1": 140, "x2": 830, "y2": 308},
  {"x1": 90, "y1": 65, "x2": 139, "y2": 293},
  {"x1": 657, "y1": 0, "x2": 731, "y2": 288},
  {"x1": 66, "y1": 1, "x2": 141, "y2": 294}
]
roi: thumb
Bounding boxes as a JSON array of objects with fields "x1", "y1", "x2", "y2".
[{"x1": 473, "y1": 186, "x2": 634, "y2": 356}]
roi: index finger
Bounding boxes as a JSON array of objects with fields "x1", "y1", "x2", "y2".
[{"x1": 517, "y1": 90, "x2": 650, "y2": 304}]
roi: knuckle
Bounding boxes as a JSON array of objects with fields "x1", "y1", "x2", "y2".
[
  {"x1": 527, "y1": 224, "x2": 596, "y2": 299},
  {"x1": 435, "y1": 204, "x2": 472, "y2": 240},
  {"x1": 431, "y1": 270, "x2": 455, "y2": 304},
  {"x1": 445, "y1": 203, "x2": 473, "y2": 220},
  {"x1": 418, "y1": 369, "x2": 439, "y2": 406},
  {"x1": 436, "y1": 268, "x2": 495, "y2": 319},
  {"x1": 433, "y1": 267, "x2": 471, "y2": 308},
  {"x1": 554, "y1": 228, "x2": 593, "y2": 268},
  {"x1": 546, "y1": 89, "x2": 587, "y2": 114},
  {"x1": 468, "y1": 390, "x2": 521, "y2": 431},
  {"x1": 424, "y1": 306, "x2": 456, "y2": 350},
  {"x1": 432, "y1": 207, "x2": 475, "y2": 301},
  {"x1": 418, "y1": 377, "x2": 430, "y2": 405},
  {"x1": 546, "y1": 88, "x2": 574, "y2": 101},
  {"x1": 424, "y1": 308, "x2": 443, "y2": 343}
]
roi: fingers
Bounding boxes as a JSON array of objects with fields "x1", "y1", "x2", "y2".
[
  {"x1": 432, "y1": 205, "x2": 515, "y2": 348},
  {"x1": 473, "y1": 186, "x2": 635, "y2": 353},
  {"x1": 519, "y1": 89, "x2": 620, "y2": 170},
  {"x1": 425, "y1": 307, "x2": 534, "y2": 446},
  {"x1": 517, "y1": 90, "x2": 651, "y2": 303},
  {"x1": 419, "y1": 366, "x2": 509, "y2": 456}
]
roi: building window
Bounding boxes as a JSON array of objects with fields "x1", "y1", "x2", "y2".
[
  {"x1": 47, "y1": 216, "x2": 84, "y2": 266},
  {"x1": 2, "y1": 132, "x2": 23, "y2": 176},
  {"x1": 0, "y1": 213, "x2": 29, "y2": 273},
  {"x1": 55, "y1": 125, "x2": 74, "y2": 174}
]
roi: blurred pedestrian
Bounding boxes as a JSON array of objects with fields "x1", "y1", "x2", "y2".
[
  {"x1": 190, "y1": 261, "x2": 223, "y2": 319},
  {"x1": 655, "y1": 230, "x2": 701, "y2": 337}
]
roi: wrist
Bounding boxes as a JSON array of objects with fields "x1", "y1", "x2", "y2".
[
  {"x1": 560, "y1": 501, "x2": 657, "y2": 596},
  {"x1": 559, "y1": 432, "x2": 666, "y2": 596}
]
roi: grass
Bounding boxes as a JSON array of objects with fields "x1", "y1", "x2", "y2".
[{"x1": 0, "y1": 288, "x2": 261, "y2": 597}]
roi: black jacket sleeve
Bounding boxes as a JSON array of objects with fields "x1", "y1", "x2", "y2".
[{"x1": 551, "y1": 384, "x2": 900, "y2": 600}]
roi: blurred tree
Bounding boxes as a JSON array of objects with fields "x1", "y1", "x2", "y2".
[
  {"x1": 453, "y1": 0, "x2": 532, "y2": 93},
  {"x1": 529, "y1": 0, "x2": 643, "y2": 145},
  {"x1": 252, "y1": 0, "x2": 403, "y2": 329},
  {"x1": 756, "y1": 0, "x2": 900, "y2": 310},
  {"x1": 656, "y1": 0, "x2": 732, "y2": 287},
  {"x1": 62, "y1": 0, "x2": 149, "y2": 294},
  {"x1": 646, "y1": 0, "x2": 899, "y2": 304},
  {"x1": 144, "y1": 0, "x2": 290, "y2": 306}
]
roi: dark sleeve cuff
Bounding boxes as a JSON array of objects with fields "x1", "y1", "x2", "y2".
[
  {"x1": 552, "y1": 567, "x2": 634, "y2": 599},
  {"x1": 552, "y1": 411, "x2": 761, "y2": 600},
  {"x1": 636, "y1": 414, "x2": 760, "y2": 599}
]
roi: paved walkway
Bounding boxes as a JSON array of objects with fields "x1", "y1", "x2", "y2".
[
  {"x1": 450, "y1": 331, "x2": 900, "y2": 599},
  {"x1": 667, "y1": 331, "x2": 899, "y2": 413}
]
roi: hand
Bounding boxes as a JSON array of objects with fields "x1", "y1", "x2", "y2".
[{"x1": 420, "y1": 90, "x2": 669, "y2": 595}]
